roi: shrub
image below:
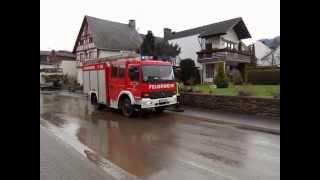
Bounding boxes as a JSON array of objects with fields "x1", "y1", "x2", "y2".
[
  {"x1": 180, "y1": 59, "x2": 200, "y2": 85},
  {"x1": 230, "y1": 69, "x2": 243, "y2": 85},
  {"x1": 181, "y1": 85, "x2": 192, "y2": 92},
  {"x1": 214, "y1": 63, "x2": 229, "y2": 88},
  {"x1": 247, "y1": 68, "x2": 280, "y2": 84},
  {"x1": 186, "y1": 76, "x2": 196, "y2": 85},
  {"x1": 173, "y1": 68, "x2": 181, "y2": 81}
]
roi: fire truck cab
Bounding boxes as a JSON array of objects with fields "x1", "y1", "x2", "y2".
[{"x1": 82, "y1": 58, "x2": 177, "y2": 117}]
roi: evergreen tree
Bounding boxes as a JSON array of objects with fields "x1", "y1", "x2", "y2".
[
  {"x1": 154, "y1": 41, "x2": 181, "y2": 59},
  {"x1": 140, "y1": 31, "x2": 155, "y2": 56},
  {"x1": 139, "y1": 30, "x2": 180, "y2": 59},
  {"x1": 214, "y1": 63, "x2": 229, "y2": 88}
]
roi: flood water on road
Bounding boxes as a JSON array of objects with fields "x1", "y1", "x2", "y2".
[{"x1": 40, "y1": 93, "x2": 280, "y2": 180}]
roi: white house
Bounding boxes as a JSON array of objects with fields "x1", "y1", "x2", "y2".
[
  {"x1": 251, "y1": 41, "x2": 272, "y2": 64},
  {"x1": 260, "y1": 46, "x2": 280, "y2": 67},
  {"x1": 40, "y1": 50, "x2": 76, "y2": 84},
  {"x1": 72, "y1": 16, "x2": 143, "y2": 85},
  {"x1": 165, "y1": 17, "x2": 253, "y2": 83}
]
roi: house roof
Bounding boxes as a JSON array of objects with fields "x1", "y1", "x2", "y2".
[
  {"x1": 167, "y1": 17, "x2": 251, "y2": 40},
  {"x1": 73, "y1": 16, "x2": 142, "y2": 52}
]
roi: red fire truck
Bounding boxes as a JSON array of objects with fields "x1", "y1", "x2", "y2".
[{"x1": 82, "y1": 58, "x2": 177, "y2": 117}]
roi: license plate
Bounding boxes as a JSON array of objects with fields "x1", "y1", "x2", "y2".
[{"x1": 159, "y1": 98, "x2": 168, "y2": 103}]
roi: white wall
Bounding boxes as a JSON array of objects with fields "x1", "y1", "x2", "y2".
[
  {"x1": 258, "y1": 46, "x2": 280, "y2": 66},
  {"x1": 168, "y1": 29, "x2": 241, "y2": 69},
  {"x1": 61, "y1": 60, "x2": 77, "y2": 78},
  {"x1": 77, "y1": 68, "x2": 83, "y2": 85},
  {"x1": 40, "y1": 64, "x2": 57, "y2": 69},
  {"x1": 254, "y1": 41, "x2": 272, "y2": 60},
  {"x1": 98, "y1": 50, "x2": 122, "y2": 58},
  {"x1": 205, "y1": 36, "x2": 221, "y2": 49},
  {"x1": 168, "y1": 34, "x2": 202, "y2": 69},
  {"x1": 221, "y1": 29, "x2": 240, "y2": 46},
  {"x1": 274, "y1": 47, "x2": 280, "y2": 66}
]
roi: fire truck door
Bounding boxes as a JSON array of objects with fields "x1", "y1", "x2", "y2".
[
  {"x1": 127, "y1": 65, "x2": 141, "y2": 100},
  {"x1": 97, "y1": 69, "x2": 106, "y2": 104}
]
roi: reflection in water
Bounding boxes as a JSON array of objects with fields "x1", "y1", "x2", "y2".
[
  {"x1": 76, "y1": 116, "x2": 173, "y2": 177},
  {"x1": 40, "y1": 94, "x2": 280, "y2": 180}
]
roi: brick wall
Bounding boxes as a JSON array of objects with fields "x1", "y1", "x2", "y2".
[{"x1": 180, "y1": 92, "x2": 280, "y2": 117}]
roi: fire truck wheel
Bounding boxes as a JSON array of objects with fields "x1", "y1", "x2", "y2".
[
  {"x1": 97, "y1": 104, "x2": 105, "y2": 110},
  {"x1": 120, "y1": 98, "x2": 135, "y2": 117},
  {"x1": 155, "y1": 107, "x2": 165, "y2": 113},
  {"x1": 91, "y1": 94, "x2": 98, "y2": 105}
]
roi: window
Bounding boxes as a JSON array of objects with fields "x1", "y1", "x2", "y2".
[
  {"x1": 80, "y1": 40, "x2": 83, "y2": 45},
  {"x1": 89, "y1": 37, "x2": 93, "y2": 43},
  {"x1": 89, "y1": 51, "x2": 95, "y2": 59},
  {"x1": 80, "y1": 53, "x2": 84, "y2": 61},
  {"x1": 205, "y1": 64, "x2": 214, "y2": 78},
  {"x1": 128, "y1": 66, "x2": 140, "y2": 82},
  {"x1": 85, "y1": 51, "x2": 89, "y2": 59},
  {"x1": 111, "y1": 65, "x2": 118, "y2": 78},
  {"x1": 223, "y1": 42, "x2": 227, "y2": 48},
  {"x1": 142, "y1": 65, "x2": 174, "y2": 82},
  {"x1": 118, "y1": 65, "x2": 125, "y2": 78},
  {"x1": 205, "y1": 43, "x2": 212, "y2": 50}
]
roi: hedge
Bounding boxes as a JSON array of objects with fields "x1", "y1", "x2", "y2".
[{"x1": 247, "y1": 69, "x2": 280, "y2": 84}]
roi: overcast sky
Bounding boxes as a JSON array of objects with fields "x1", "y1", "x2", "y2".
[{"x1": 40, "y1": 0, "x2": 280, "y2": 51}]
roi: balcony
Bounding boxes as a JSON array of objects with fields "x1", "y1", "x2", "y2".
[{"x1": 197, "y1": 47, "x2": 253, "y2": 64}]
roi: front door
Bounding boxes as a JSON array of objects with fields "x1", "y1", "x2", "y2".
[{"x1": 204, "y1": 63, "x2": 215, "y2": 83}]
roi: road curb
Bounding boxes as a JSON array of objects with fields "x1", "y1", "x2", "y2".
[
  {"x1": 197, "y1": 117, "x2": 280, "y2": 135},
  {"x1": 167, "y1": 110, "x2": 280, "y2": 135},
  {"x1": 231, "y1": 124, "x2": 280, "y2": 135}
]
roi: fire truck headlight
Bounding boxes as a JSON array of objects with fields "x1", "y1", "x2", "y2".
[{"x1": 146, "y1": 100, "x2": 152, "y2": 105}]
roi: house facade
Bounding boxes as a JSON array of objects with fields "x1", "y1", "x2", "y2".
[
  {"x1": 72, "y1": 16, "x2": 142, "y2": 85},
  {"x1": 165, "y1": 17, "x2": 253, "y2": 83},
  {"x1": 260, "y1": 46, "x2": 280, "y2": 67},
  {"x1": 252, "y1": 41, "x2": 272, "y2": 62},
  {"x1": 40, "y1": 50, "x2": 76, "y2": 84}
]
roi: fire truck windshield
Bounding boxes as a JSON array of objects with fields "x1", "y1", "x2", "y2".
[{"x1": 142, "y1": 65, "x2": 175, "y2": 83}]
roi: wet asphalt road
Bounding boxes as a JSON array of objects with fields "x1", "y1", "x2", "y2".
[
  {"x1": 40, "y1": 92, "x2": 280, "y2": 180},
  {"x1": 40, "y1": 126, "x2": 115, "y2": 180}
]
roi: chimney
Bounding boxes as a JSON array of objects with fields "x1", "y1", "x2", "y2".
[
  {"x1": 164, "y1": 28, "x2": 172, "y2": 39},
  {"x1": 129, "y1": 19, "x2": 135, "y2": 29}
]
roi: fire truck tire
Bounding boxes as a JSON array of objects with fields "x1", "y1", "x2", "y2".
[
  {"x1": 120, "y1": 97, "x2": 135, "y2": 117},
  {"x1": 91, "y1": 94, "x2": 105, "y2": 110},
  {"x1": 97, "y1": 103, "x2": 105, "y2": 110},
  {"x1": 91, "y1": 94, "x2": 98, "y2": 105},
  {"x1": 155, "y1": 107, "x2": 165, "y2": 113}
]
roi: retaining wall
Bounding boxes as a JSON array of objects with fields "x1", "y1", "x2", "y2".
[{"x1": 180, "y1": 92, "x2": 280, "y2": 117}]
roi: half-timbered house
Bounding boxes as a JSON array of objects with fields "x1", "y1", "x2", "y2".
[{"x1": 72, "y1": 15, "x2": 142, "y2": 84}]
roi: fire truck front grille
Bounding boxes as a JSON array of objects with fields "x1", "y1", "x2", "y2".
[{"x1": 149, "y1": 91, "x2": 175, "y2": 99}]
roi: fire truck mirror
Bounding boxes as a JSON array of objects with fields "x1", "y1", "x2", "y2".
[{"x1": 129, "y1": 67, "x2": 139, "y2": 82}]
